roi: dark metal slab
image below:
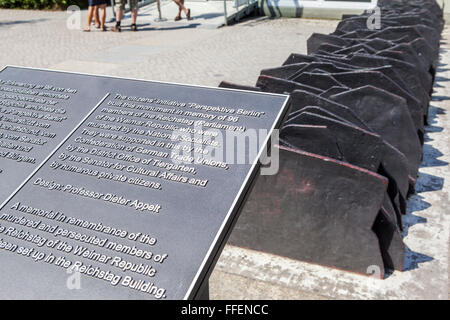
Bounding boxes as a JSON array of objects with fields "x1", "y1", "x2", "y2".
[
  {"x1": 329, "y1": 85, "x2": 422, "y2": 180},
  {"x1": 319, "y1": 86, "x2": 349, "y2": 98},
  {"x1": 217, "y1": 81, "x2": 261, "y2": 92},
  {"x1": 0, "y1": 66, "x2": 290, "y2": 300},
  {"x1": 289, "y1": 90, "x2": 370, "y2": 131},
  {"x1": 260, "y1": 63, "x2": 309, "y2": 79},
  {"x1": 307, "y1": 33, "x2": 350, "y2": 55},
  {"x1": 256, "y1": 75, "x2": 323, "y2": 95},
  {"x1": 282, "y1": 113, "x2": 408, "y2": 224},
  {"x1": 228, "y1": 146, "x2": 388, "y2": 277},
  {"x1": 282, "y1": 113, "x2": 383, "y2": 173},
  {"x1": 324, "y1": 70, "x2": 425, "y2": 141}
]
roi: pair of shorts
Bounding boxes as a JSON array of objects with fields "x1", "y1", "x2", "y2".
[
  {"x1": 115, "y1": 0, "x2": 138, "y2": 11},
  {"x1": 89, "y1": 0, "x2": 108, "y2": 6}
]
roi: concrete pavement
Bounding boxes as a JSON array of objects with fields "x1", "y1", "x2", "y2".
[{"x1": 0, "y1": 8, "x2": 337, "y2": 86}]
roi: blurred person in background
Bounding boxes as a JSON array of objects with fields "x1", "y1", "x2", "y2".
[
  {"x1": 173, "y1": 0, "x2": 191, "y2": 21},
  {"x1": 93, "y1": 6, "x2": 100, "y2": 29},
  {"x1": 84, "y1": 0, "x2": 108, "y2": 31},
  {"x1": 112, "y1": 0, "x2": 139, "y2": 32}
]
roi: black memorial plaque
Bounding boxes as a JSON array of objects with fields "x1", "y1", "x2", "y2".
[{"x1": 0, "y1": 66, "x2": 290, "y2": 299}]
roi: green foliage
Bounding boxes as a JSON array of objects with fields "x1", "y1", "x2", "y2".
[{"x1": 0, "y1": 0, "x2": 88, "y2": 10}]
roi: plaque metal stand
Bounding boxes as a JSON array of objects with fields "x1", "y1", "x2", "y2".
[{"x1": 194, "y1": 280, "x2": 210, "y2": 300}]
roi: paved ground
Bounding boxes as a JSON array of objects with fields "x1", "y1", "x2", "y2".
[
  {"x1": 0, "y1": 7, "x2": 448, "y2": 300},
  {"x1": 0, "y1": 7, "x2": 336, "y2": 86}
]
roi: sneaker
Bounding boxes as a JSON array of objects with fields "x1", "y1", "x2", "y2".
[{"x1": 111, "y1": 26, "x2": 121, "y2": 32}]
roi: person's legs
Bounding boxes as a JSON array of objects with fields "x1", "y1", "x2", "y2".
[
  {"x1": 173, "y1": 0, "x2": 190, "y2": 19},
  {"x1": 174, "y1": 0, "x2": 182, "y2": 20},
  {"x1": 181, "y1": 0, "x2": 190, "y2": 18},
  {"x1": 131, "y1": 9, "x2": 138, "y2": 25},
  {"x1": 130, "y1": 0, "x2": 138, "y2": 31},
  {"x1": 173, "y1": 0, "x2": 188, "y2": 14},
  {"x1": 84, "y1": 6, "x2": 94, "y2": 31},
  {"x1": 116, "y1": 9, "x2": 123, "y2": 23},
  {"x1": 99, "y1": 4, "x2": 107, "y2": 30},
  {"x1": 112, "y1": 0, "x2": 138, "y2": 32},
  {"x1": 94, "y1": 6, "x2": 100, "y2": 27},
  {"x1": 184, "y1": 0, "x2": 191, "y2": 20},
  {"x1": 111, "y1": 9, "x2": 123, "y2": 31},
  {"x1": 112, "y1": 0, "x2": 125, "y2": 32}
]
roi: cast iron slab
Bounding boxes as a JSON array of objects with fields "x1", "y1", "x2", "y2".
[
  {"x1": 329, "y1": 86, "x2": 422, "y2": 180},
  {"x1": 228, "y1": 146, "x2": 389, "y2": 277}
]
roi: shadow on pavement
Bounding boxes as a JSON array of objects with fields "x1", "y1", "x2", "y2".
[{"x1": 0, "y1": 18, "x2": 48, "y2": 27}]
